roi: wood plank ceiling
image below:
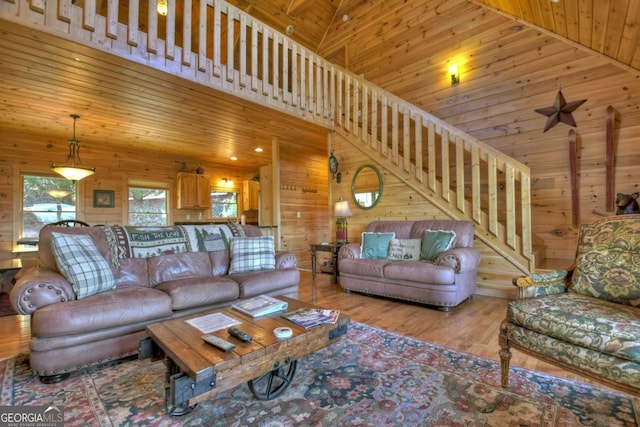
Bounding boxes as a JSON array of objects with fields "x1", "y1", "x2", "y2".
[
  {"x1": 474, "y1": 0, "x2": 640, "y2": 71},
  {"x1": 1, "y1": 0, "x2": 638, "y2": 170}
]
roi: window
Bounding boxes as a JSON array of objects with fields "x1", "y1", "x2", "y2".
[
  {"x1": 128, "y1": 187, "x2": 168, "y2": 226},
  {"x1": 211, "y1": 190, "x2": 238, "y2": 219},
  {"x1": 21, "y1": 174, "x2": 77, "y2": 238}
]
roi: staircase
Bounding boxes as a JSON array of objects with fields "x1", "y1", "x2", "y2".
[{"x1": 0, "y1": 0, "x2": 535, "y2": 274}]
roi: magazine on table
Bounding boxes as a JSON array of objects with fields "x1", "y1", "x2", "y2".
[
  {"x1": 281, "y1": 308, "x2": 340, "y2": 329},
  {"x1": 231, "y1": 295, "x2": 288, "y2": 317},
  {"x1": 186, "y1": 312, "x2": 240, "y2": 333}
]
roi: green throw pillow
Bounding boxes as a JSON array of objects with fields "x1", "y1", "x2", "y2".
[
  {"x1": 420, "y1": 230, "x2": 456, "y2": 262},
  {"x1": 360, "y1": 232, "x2": 395, "y2": 259},
  {"x1": 51, "y1": 232, "x2": 116, "y2": 299}
]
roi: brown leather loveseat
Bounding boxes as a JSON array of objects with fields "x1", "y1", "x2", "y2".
[
  {"x1": 11, "y1": 224, "x2": 299, "y2": 382},
  {"x1": 338, "y1": 220, "x2": 480, "y2": 311}
]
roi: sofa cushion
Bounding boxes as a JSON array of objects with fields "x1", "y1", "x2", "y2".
[
  {"x1": 570, "y1": 221, "x2": 640, "y2": 307},
  {"x1": 420, "y1": 230, "x2": 456, "y2": 262},
  {"x1": 51, "y1": 232, "x2": 116, "y2": 299},
  {"x1": 112, "y1": 258, "x2": 151, "y2": 288},
  {"x1": 32, "y1": 287, "x2": 172, "y2": 337},
  {"x1": 209, "y1": 250, "x2": 231, "y2": 277},
  {"x1": 148, "y1": 252, "x2": 213, "y2": 286},
  {"x1": 231, "y1": 269, "x2": 301, "y2": 298},
  {"x1": 361, "y1": 232, "x2": 395, "y2": 259},
  {"x1": 508, "y1": 292, "x2": 640, "y2": 362},
  {"x1": 387, "y1": 238, "x2": 421, "y2": 261},
  {"x1": 338, "y1": 258, "x2": 388, "y2": 278},
  {"x1": 155, "y1": 277, "x2": 239, "y2": 310},
  {"x1": 229, "y1": 236, "x2": 276, "y2": 273},
  {"x1": 38, "y1": 226, "x2": 111, "y2": 271},
  {"x1": 384, "y1": 261, "x2": 455, "y2": 285}
]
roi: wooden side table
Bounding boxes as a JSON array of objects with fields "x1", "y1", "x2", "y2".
[{"x1": 310, "y1": 242, "x2": 348, "y2": 283}]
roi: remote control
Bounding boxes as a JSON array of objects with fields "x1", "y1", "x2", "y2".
[
  {"x1": 201, "y1": 334, "x2": 235, "y2": 352},
  {"x1": 228, "y1": 326, "x2": 252, "y2": 342}
]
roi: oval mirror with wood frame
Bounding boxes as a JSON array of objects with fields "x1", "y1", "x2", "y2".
[{"x1": 351, "y1": 164, "x2": 383, "y2": 210}]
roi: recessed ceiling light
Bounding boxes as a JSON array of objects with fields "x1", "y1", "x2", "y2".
[
  {"x1": 550, "y1": 0, "x2": 560, "y2": 3},
  {"x1": 255, "y1": 147, "x2": 263, "y2": 152},
  {"x1": 342, "y1": 14, "x2": 349, "y2": 22},
  {"x1": 230, "y1": 156, "x2": 237, "y2": 161}
]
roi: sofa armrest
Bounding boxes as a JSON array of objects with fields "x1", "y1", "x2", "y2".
[
  {"x1": 275, "y1": 251, "x2": 297, "y2": 269},
  {"x1": 10, "y1": 268, "x2": 75, "y2": 315},
  {"x1": 436, "y1": 247, "x2": 481, "y2": 273},
  {"x1": 338, "y1": 243, "x2": 361, "y2": 260},
  {"x1": 512, "y1": 269, "x2": 568, "y2": 299}
]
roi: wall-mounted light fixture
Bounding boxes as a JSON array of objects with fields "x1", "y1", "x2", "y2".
[
  {"x1": 157, "y1": 0, "x2": 168, "y2": 16},
  {"x1": 449, "y1": 64, "x2": 460, "y2": 86},
  {"x1": 51, "y1": 114, "x2": 95, "y2": 181},
  {"x1": 220, "y1": 178, "x2": 233, "y2": 188},
  {"x1": 329, "y1": 151, "x2": 342, "y2": 183}
]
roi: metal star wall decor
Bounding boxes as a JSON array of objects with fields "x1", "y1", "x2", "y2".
[{"x1": 534, "y1": 90, "x2": 587, "y2": 132}]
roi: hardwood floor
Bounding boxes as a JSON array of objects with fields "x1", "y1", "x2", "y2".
[{"x1": 0, "y1": 269, "x2": 618, "y2": 393}]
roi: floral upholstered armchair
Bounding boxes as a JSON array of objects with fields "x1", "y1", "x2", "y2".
[{"x1": 499, "y1": 214, "x2": 640, "y2": 394}]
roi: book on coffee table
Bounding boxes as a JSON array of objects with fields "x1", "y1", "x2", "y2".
[
  {"x1": 231, "y1": 295, "x2": 288, "y2": 317},
  {"x1": 281, "y1": 308, "x2": 340, "y2": 329}
]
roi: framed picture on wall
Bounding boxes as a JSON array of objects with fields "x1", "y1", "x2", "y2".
[{"x1": 93, "y1": 190, "x2": 115, "y2": 208}]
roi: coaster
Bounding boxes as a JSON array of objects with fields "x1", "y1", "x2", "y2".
[{"x1": 274, "y1": 327, "x2": 293, "y2": 339}]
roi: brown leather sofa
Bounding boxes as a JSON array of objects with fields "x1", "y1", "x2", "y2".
[
  {"x1": 11, "y1": 224, "x2": 299, "y2": 382},
  {"x1": 338, "y1": 220, "x2": 480, "y2": 311}
]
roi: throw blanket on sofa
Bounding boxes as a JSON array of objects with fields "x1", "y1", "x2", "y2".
[{"x1": 102, "y1": 224, "x2": 242, "y2": 265}]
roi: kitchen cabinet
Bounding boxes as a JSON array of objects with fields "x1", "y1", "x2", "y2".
[
  {"x1": 243, "y1": 180, "x2": 260, "y2": 211},
  {"x1": 177, "y1": 172, "x2": 210, "y2": 209}
]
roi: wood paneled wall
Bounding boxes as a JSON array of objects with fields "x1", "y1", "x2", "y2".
[
  {"x1": 278, "y1": 141, "x2": 331, "y2": 268},
  {"x1": 0, "y1": 129, "x2": 254, "y2": 263},
  {"x1": 320, "y1": 0, "x2": 640, "y2": 262}
]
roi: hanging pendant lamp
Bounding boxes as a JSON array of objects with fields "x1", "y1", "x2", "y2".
[{"x1": 51, "y1": 114, "x2": 95, "y2": 181}]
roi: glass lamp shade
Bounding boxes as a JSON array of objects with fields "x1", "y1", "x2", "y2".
[
  {"x1": 51, "y1": 116, "x2": 95, "y2": 181},
  {"x1": 46, "y1": 190, "x2": 72, "y2": 199},
  {"x1": 51, "y1": 165, "x2": 95, "y2": 181},
  {"x1": 333, "y1": 200, "x2": 352, "y2": 218}
]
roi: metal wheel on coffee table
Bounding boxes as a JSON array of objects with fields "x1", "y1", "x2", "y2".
[{"x1": 247, "y1": 358, "x2": 297, "y2": 400}]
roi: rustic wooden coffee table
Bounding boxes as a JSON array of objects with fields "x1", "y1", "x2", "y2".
[{"x1": 140, "y1": 296, "x2": 349, "y2": 416}]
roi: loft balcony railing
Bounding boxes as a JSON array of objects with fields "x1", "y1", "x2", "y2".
[{"x1": 0, "y1": 0, "x2": 535, "y2": 272}]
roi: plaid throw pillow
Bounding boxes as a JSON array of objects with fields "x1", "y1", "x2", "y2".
[
  {"x1": 51, "y1": 232, "x2": 116, "y2": 299},
  {"x1": 229, "y1": 236, "x2": 276, "y2": 274}
]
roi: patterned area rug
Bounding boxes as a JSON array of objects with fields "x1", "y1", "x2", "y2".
[{"x1": 1, "y1": 322, "x2": 638, "y2": 426}]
